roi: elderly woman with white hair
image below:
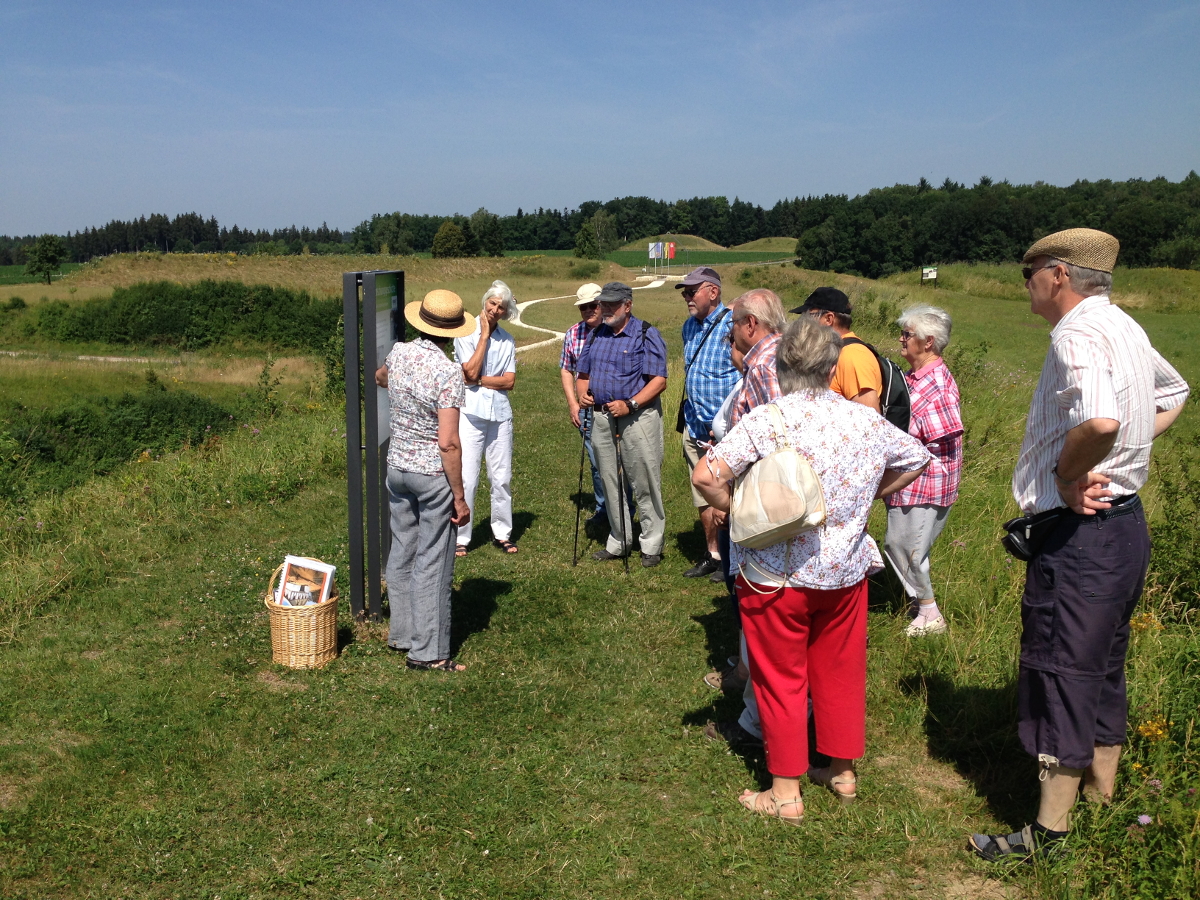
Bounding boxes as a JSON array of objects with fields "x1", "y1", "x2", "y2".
[
  {"x1": 883, "y1": 304, "x2": 964, "y2": 637},
  {"x1": 694, "y1": 316, "x2": 930, "y2": 824},
  {"x1": 453, "y1": 279, "x2": 519, "y2": 555}
]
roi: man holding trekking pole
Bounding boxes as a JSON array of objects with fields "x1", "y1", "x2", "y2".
[{"x1": 575, "y1": 282, "x2": 669, "y2": 567}]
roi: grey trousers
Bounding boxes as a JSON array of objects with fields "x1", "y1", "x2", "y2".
[
  {"x1": 385, "y1": 467, "x2": 456, "y2": 662},
  {"x1": 592, "y1": 402, "x2": 665, "y2": 556},
  {"x1": 882, "y1": 504, "x2": 951, "y2": 601}
]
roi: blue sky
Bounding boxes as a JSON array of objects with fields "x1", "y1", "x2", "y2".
[{"x1": 2, "y1": 1, "x2": 1198, "y2": 235}]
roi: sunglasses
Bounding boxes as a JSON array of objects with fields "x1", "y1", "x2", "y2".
[
  {"x1": 1022, "y1": 264, "x2": 1059, "y2": 281},
  {"x1": 899, "y1": 330, "x2": 917, "y2": 341},
  {"x1": 578, "y1": 303, "x2": 598, "y2": 312}
]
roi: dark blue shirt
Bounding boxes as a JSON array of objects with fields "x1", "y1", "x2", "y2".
[{"x1": 576, "y1": 316, "x2": 669, "y2": 406}]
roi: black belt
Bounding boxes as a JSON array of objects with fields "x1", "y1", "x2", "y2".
[{"x1": 1064, "y1": 493, "x2": 1140, "y2": 520}]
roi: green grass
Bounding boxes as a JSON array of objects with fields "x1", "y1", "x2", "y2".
[
  {"x1": 0, "y1": 263, "x2": 84, "y2": 285},
  {"x1": 1, "y1": 264, "x2": 1198, "y2": 898}
]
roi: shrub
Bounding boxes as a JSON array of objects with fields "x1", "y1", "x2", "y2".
[
  {"x1": 431, "y1": 221, "x2": 467, "y2": 258},
  {"x1": 34, "y1": 280, "x2": 341, "y2": 351}
]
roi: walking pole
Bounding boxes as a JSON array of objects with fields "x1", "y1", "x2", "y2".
[
  {"x1": 571, "y1": 410, "x2": 588, "y2": 567},
  {"x1": 614, "y1": 413, "x2": 630, "y2": 575}
]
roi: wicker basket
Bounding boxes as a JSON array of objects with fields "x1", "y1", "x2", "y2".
[{"x1": 264, "y1": 563, "x2": 340, "y2": 669}]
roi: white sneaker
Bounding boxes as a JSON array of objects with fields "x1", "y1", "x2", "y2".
[{"x1": 905, "y1": 614, "x2": 948, "y2": 637}]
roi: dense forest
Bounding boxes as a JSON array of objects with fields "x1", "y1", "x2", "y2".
[{"x1": 2, "y1": 172, "x2": 1198, "y2": 275}]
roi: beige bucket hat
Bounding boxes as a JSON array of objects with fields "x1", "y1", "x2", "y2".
[
  {"x1": 404, "y1": 289, "x2": 477, "y2": 338},
  {"x1": 1022, "y1": 228, "x2": 1120, "y2": 273},
  {"x1": 575, "y1": 282, "x2": 603, "y2": 306}
]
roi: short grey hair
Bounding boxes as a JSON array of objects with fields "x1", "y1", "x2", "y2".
[
  {"x1": 1050, "y1": 258, "x2": 1112, "y2": 297},
  {"x1": 776, "y1": 316, "x2": 842, "y2": 394},
  {"x1": 897, "y1": 305, "x2": 952, "y2": 355},
  {"x1": 481, "y1": 279, "x2": 517, "y2": 320},
  {"x1": 732, "y1": 288, "x2": 786, "y2": 334}
]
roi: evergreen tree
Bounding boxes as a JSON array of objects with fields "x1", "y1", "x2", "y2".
[{"x1": 431, "y1": 221, "x2": 467, "y2": 258}]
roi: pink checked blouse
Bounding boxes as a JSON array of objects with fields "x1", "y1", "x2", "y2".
[
  {"x1": 384, "y1": 338, "x2": 466, "y2": 476},
  {"x1": 711, "y1": 390, "x2": 931, "y2": 590},
  {"x1": 885, "y1": 357, "x2": 964, "y2": 508}
]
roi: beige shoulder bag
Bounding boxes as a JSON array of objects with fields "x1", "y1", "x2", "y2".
[{"x1": 729, "y1": 404, "x2": 826, "y2": 551}]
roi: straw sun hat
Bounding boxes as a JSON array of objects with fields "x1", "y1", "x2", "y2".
[
  {"x1": 1022, "y1": 228, "x2": 1120, "y2": 273},
  {"x1": 404, "y1": 289, "x2": 477, "y2": 338}
]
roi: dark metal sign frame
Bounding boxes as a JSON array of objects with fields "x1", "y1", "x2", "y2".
[{"x1": 343, "y1": 270, "x2": 404, "y2": 620}]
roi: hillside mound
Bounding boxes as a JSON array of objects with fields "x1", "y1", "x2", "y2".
[
  {"x1": 731, "y1": 237, "x2": 797, "y2": 252},
  {"x1": 618, "y1": 234, "x2": 725, "y2": 252}
]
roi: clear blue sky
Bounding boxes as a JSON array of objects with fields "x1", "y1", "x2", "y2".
[{"x1": 2, "y1": 0, "x2": 1197, "y2": 235}]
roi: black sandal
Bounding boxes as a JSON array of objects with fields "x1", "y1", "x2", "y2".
[
  {"x1": 970, "y1": 822, "x2": 1065, "y2": 862},
  {"x1": 406, "y1": 657, "x2": 465, "y2": 672}
]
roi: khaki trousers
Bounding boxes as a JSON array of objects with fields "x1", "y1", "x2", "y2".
[{"x1": 592, "y1": 402, "x2": 665, "y2": 556}]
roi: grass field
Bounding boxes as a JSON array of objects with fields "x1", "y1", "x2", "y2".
[
  {"x1": 0, "y1": 263, "x2": 84, "y2": 286},
  {"x1": 618, "y1": 234, "x2": 727, "y2": 252},
  {"x1": 1, "y1": 256, "x2": 1198, "y2": 899}
]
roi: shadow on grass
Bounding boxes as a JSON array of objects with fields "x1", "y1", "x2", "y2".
[
  {"x1": 463, "y1": 510, "x2": 537, "y2": 551},
  {"x1": 867, "y1": 566, "x2": 909, "y2": 616},
  {"x1": 450, "y1": 577, "x2": 510, "y2": 655},
  {"x1": 900, "y1": 670, "x2": 1035, "y2": 828},
  {"x1": 672, "y1": 520, "x2": 708, "y2": 566}
]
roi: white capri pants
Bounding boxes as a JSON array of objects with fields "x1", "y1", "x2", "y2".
[
  {"x1": 883, "y1": 504, "x2": 951, "y2": 601},
  {"x1": 456, "y1": 413, "x2": 513, "y2": 547}
]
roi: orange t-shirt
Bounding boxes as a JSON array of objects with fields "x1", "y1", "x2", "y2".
[{"x1": 830, "y1": 332, "x2": 882, "y2": 402}]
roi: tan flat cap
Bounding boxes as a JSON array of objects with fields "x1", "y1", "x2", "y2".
[{"x1": 1023, "y1": 228, "x2": 1120, "y2": 273}]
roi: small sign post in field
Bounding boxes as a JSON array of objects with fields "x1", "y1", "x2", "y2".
[
  {"x1": 343, "y1": 270, "x2": 404, "y2": 620},
  {"x1": 922, "y1": 266, "x2": 938, "y2": 287}
]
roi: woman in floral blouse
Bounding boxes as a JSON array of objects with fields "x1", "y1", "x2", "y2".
[
  {"x1": 375, "y1": 290, "x2": 475, "y2": 672},
  {"x1": 693, "y1": 316, "x2": 930, "y2": 824}
]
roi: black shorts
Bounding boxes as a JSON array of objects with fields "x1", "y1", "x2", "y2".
[{"x1": 1016, "y1": 497, "x2": 1149, "y2": 770}]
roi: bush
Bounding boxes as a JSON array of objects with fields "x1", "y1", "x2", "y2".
[
  {"x1": 431, "y1": 221, "x2": 467, "y2": 258},
  {"x1": 34, "y1": 280, "x2": 341, "y2": 351},
  {"x1": 567, "y1": 260, "x2": 601, "y2": 279},
  {"x1": 0, "y1": 384, "x2": 234, "y2": 501}
]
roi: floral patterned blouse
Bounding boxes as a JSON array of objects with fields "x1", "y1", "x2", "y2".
[
  {"x1": 384, "y1": 338, "x2": 466, "y2": 476},
  {"x1": 710, "y1": 389, "x2": 931, "y2": 589}
]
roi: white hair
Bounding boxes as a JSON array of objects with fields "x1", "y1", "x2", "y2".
[
  {"x1": 897, "y1": 305, "x2": 952, "y2": 355},
  {"x1": 481, "y1": 279, "x2": 517, "y2": 320},
  {"x1": 1050, "y1": 259, "x2": 1113, "y2": 297}
]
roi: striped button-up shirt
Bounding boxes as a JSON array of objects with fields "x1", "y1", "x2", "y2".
[{"x1": 1012, "y1": 295, "x2": 1190, "y2": 514}]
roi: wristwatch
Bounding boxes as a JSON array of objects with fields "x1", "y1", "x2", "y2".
[{"x1": 627, "y1": 398, "x2": 640, "y2": 412}]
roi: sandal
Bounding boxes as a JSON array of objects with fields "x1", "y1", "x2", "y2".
[
  {"x1": 494, "y1": 539, "x2": 518, "y2": 554},
  {"x1": 455, "y1": 546, "x2": 468, "y2": 558},
  {"x1": 969, "y1": 823, "x2": 1063, "y2": 862},
  {"x1": 808, "y1": 767, "x2": 857, "y2": 804},
  {"x1": 738, "y1": 789, "x2": 804, "y2": 826},
  {"x1": 406, "y1": 658, "x2": 466, "y2": 672}
]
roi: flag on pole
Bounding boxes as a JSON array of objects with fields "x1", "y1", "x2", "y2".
[
  {"x1": 648, "y1": 242, "x2": 664, "y2": 259},
  {"x1": 667, "y1": 242, "x2": 676, "y2": 259}
]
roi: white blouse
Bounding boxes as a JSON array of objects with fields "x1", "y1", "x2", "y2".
[{"x1": 454, "y1": 321, "x2": 517, "y2": 422}]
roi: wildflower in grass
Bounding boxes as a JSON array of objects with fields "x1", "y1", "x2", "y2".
[
  {"x1": 1130, "y1": 611, "x2": 1164, "y2": 632},
  {"x1": 1137, "y1": 717, "x2": 1171, "y2": 742},
  {"x1": 1148, "y1": 778, "x2": 1162, "y2": 792},
  {"x1": 1138, "y1": 814, "x2": 1152, "y2": 825}
]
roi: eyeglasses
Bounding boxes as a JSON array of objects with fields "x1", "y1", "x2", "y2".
[
  {"x1": 1022, "y1": 264, "x2": 1059, "y2": 281},
  {"x1": 899, "y1": 330, "x2": 917, "y2": 341},
  {"x1": 598, "y1": 300, "x2": 626, "y2": 309},
  {"x1": 578, "y1": 303, "x2": 598, "y2": 313}
]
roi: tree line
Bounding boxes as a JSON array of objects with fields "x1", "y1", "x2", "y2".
[{"x1": 2, "y1": 172, "x2": 1198, "y2": 274}]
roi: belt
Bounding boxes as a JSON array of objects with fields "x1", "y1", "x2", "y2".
[{"x1": 1065, "y1": 493, "x2": 1140, "y2": 520}]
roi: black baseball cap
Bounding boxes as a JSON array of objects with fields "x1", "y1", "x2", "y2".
[{"x1": 791, "y1": 286, "x2": 851, "y2": 316}]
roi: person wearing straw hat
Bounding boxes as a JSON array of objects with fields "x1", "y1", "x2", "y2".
[
  {"x1": 560, "y1": 282, "x2": 610, "y2": 531},
  {"x1": 375, "y1": 289, "x2": 476, "y2": 672},
  {"x1": 969, "y1": 229, "x2": 1190, "y2": 861}
]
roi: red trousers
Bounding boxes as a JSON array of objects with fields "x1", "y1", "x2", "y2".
[{"x1": 738, "y1": 576, "x2": 867, "y2": 777}]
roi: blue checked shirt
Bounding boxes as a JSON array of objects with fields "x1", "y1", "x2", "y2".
[
  {"x1": 576, "y1": 317, "x2": 669, "y2": 406},
  {"x1": 682, "y1": 304, "x2": 738, "y2": 439},
  {"x1": 559, "y1": 320, "x2": 593, "y2": 373}
]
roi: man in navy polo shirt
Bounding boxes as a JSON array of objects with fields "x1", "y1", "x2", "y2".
[
  {"x1": 676, "y1": 266, "x2": 738, "y2": 578},
  {"x1": 576, "y1": 282, "x2": 669, "y2": 567}
]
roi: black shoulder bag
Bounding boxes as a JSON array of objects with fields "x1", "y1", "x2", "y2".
[{"x1": 677, "y1": 308, "x2": 731, "y2": 434}]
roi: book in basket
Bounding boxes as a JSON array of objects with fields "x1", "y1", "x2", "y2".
[{"x1": 276, "y1": 556, "x2": 336, "y2": 606}]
